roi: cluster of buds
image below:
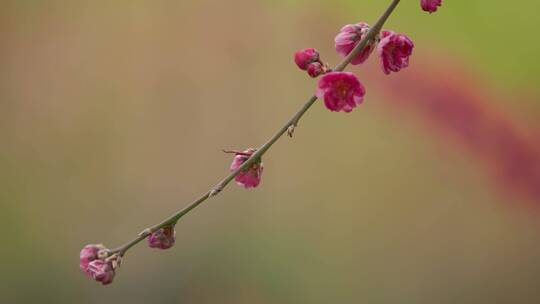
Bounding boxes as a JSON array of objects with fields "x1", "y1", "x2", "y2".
[
  {"x1": 294, "y1": 48, "x2": 329, "y2": 78},
  {"x1": 293, "y1": 2, "x2": 441, "y2": 113},
  {"x1": 80, "y1": 226, "x2": 177, "y2": 285},
  {"x1": 79, "y1": 244, "x2": 120, "y2": 285},
  {"x1": 295, "y1": 22, "x2": 414, "y2": 113}
]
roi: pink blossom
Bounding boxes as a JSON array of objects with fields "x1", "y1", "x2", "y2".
[
  {"x1": 148, "y1": 226, "x2": 176, "y2": 249},
  {"x1": 230, "y1": 148, "x2": 263, "y2": 188},
  {"x1": 334, "y1": 22, "x2": 375, "y2": 65},
  {"x1": 307, "y1": 62, "x2": 324, "y2": 78},
  {"x1": 377, "y1": 31, "x2": 414, "y2": 75},
  {"x1": 294, "y1": 48, "x2": 320, "y2": 70},
  {"x1": 421, "y1": 0, "x2": 442, "y2": 13},
  {"x1": 87, "y1": 260, "x2": 115, "y2": 285},
  {"x1": 79, "y1": 244, "x2": 106, "y2": 273},
  {"x1": 315, "y1": 72, "x2": 365, "y2": 113}
]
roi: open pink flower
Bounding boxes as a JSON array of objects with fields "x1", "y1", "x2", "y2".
[
  {"x1": 421, "y1": 0, "x2": 442, "y2": 13},
  {"x1": 294, "y1": 48, "x2": 320, "y2": 70},
  {"x1": 377, "y1": 30, "x2": 414, "y2": 75},
  {"x1": 148, "y1": 226, "x2": 176, "y2": 249},
  {"x1": 79, "y1": 244, "x2": 106, "y2": 273},
  {"x1": 335, "y1": 22, "x2": 375, "y2": 65},
  {"x1": 315, "y1": 72, "x2": 365, "y2": 113},
  {"x1": 230, "y1": 148, "x2": 263, "y2": 188},
  {"x1": 87, "y1": 260, "x2": 115, "y2": 285}
]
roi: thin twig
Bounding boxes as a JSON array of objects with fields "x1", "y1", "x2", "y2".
[{"x1": 110, "y1": 0, "x2": 401, "y2": 256}]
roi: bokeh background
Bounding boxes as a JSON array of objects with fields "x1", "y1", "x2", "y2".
[{"x1": 2, "y1": 0, "x2": 540, "y2": 303}]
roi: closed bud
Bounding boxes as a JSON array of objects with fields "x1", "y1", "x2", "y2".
[
  {"x1": 307, "y1": 62, "x2": 324, "y2": 78},
  {"x1": 229, "y1": 148, "x2": 263, "y2": 188},
  {"x1": 79, "y1": 244, "x2": 106, "y2": 273},
  {"x1": 87, "y1": 259, "x2": 116, "y2": 285},
  {"x1": 148, "y1": 226, "x2": 176, "y2": 249},
  {"x1": 421, "y1": 0, "x2": 442, "y2": 13},
  {"x1": 294, "y1": 48, "x2": 320, "y2": 70}
]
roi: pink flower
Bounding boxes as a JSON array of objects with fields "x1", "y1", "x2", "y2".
[
  {"x1": 79, "y1": 244, "x2": 106, "y2": 273},
  {"x1": 377, "y1": 31, "x2": 414, "y2": 75},
  {"x1": 294, "y1": 48, "x2": 320, "y2": 70},
  {"x1": 87, "y1": 260, "x2": 115, "y2": 285},
  {"x1": 148, "y1": 226, "x2": 176, "y2": 249},
  {"x1": 335, "y1": 22, "x2": 375, "y2": 65},
  {"x1": 421, "y1": 0, "x2": 442, "y2": 13},
  {"x1": 315, "y1": 72, "x2": 365, "y2": 113},
  {"x1": 307, "y1": 62, "x2": 324, "y2": 78},
  {"x1": 230, "y1": 148, "x2": 263, "y2": 188}
]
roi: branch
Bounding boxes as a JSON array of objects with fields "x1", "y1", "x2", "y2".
[{"x1": 110, "y1": 0, "x2": 401, "y2": 256}]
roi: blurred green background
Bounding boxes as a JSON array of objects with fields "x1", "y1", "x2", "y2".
[{"x1": 2, "y1": 0, "x2": 540, "y2": 303}]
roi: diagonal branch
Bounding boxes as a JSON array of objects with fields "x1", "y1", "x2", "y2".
[{"x1": 110, "y1": 0, "x2": 401, "y2": 256}]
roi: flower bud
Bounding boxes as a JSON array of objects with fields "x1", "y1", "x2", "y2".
[
  {"x1": 421, "y1": 0, "x2": 442, "y2": 13},
  {"x1": 79, "y1": 244, "x2": 106, "y2": 273},
  {"x1": 87, "y1": 260, "x2": 115, "y2": 285},
  {"x1": 294, "y1": 48, "x2": 320, "y2": 70},
  {"x1": 334, "y1": 22, "x2": 375, "y2": 65},
  {"x1": 307, "y1": 62, "x2": 324, "y2": 78},
  {"x1": 148, "y1": 226, "x2": 176, "y2": 249},
  {"x1": 230, "y1": 148, "x2": 263, "y2": 188}
]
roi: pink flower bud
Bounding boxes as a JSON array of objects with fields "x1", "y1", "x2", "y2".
[
  {"x1": 230, "y1": 148, "x2": 263, "y2": 188},
  {"x1": 315, "y1": 72, "x2": 365, "y2": 113},
  {"x1": 334, "y1": 22, "x2": 375, "y2": 65},
  {"x1": 421, "y1": 0, "x2": 442, "y2": 13},
  {"x1": 79, "y1": 244, "x2": 106, "y2": 273},
  {"x1": 377, "y1": 31, "x2": 414, "y2": 75},
  {"x1": 148, "y1": 226, "x2": 176, "y2": 249},
  {"x1": 294, "y1": 48, "x2": 320, "y2": 70},
  {"x1": 307, "y1": 62, "x2": 324, "y2": 78},
  {"x1": 87, "y1": 260, "x2": 115, "y2": 285}
]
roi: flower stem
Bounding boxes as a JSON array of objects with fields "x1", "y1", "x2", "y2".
[{"x1": 109, "y1": 0, "x2": 401, "y2": 256}]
